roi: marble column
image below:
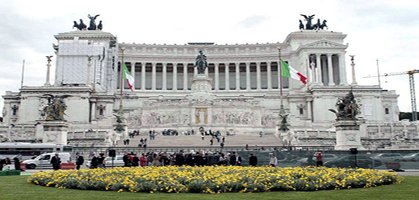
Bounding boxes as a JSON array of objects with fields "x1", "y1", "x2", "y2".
[
  {"x1": 194, "y1": 64, "x2": 197, "y2": 76},
  {"x1": 162, "y1": 63, "x2": 167, "y2": 90},
  {"x1": 307, "y1": 99, "x2": 312, "y2": 121},
  {"x1": 245, "y1": 62, "x2": 250, "y2": 90},
  {"x1": 141, "y1": 62, "x2": 146, "y2": 91},
  {"x1": 183, "y1": 63, "x2": 188, "y2": 91},
  {"x1": 327, "y1": 54, "x2": 335, "y2": 85},
  {"x1": 215, "y1": 63, "x2": 219, "y2": 91},
  {"x1": 339, "y1": 53, "x2": 348, "y2": 85},
  {"x1": 91, "y1": 102, "x2": 96, "y2": 121},
  {"x1": 267, "y1": 62, "x2": 272, "y2": 90},
  {"x1": 309, "y1": 55, "x2": 316, "y2": 83},
  {"x1": 151, "y1": 62, "x2": 156, "y2": 90},
  {"x1": 235, "y1": 62, "x2": 240, "y2": 90},
  {"x1": 316, "y1": 54, "x2": 323, "y2": 85},
  {"x1": 87, "y1": 57, "x2": 92, "y2": 86},
  {"x1": 225, "y1": 63, "x2": 230, "y2": 90},
  {"x1": 173, "y1": 63, "x2": 177, "y2": 91},
  {"x1": 131, "y1": 62, "x2": 135, "y2": 89},
  {"x1": 256, "y1": 62, "x2": 261, "y2": 90}
]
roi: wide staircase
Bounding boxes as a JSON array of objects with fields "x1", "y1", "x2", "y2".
[{"x1": 116, "y1": 133, "x2": 282, "y2": 148}]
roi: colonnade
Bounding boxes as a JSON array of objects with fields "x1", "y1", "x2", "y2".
[
  {"x1": 117, "y1": 61, "x2": 289, "y2": 91},
  {"x1": 117, "y1": 54, "x2": 347, "y2": 91}
]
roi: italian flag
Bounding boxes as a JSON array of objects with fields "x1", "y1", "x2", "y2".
[
  {"x1": 280, "y1": 59, "x2": 307, "y2": 85},
  {"x1": 122, "y1": 64, "x2": 135, "y2": 91}
]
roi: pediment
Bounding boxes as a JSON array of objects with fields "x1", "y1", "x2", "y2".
[{"x1": 303, "y1": 40, "x2": 347, "y2": 48}]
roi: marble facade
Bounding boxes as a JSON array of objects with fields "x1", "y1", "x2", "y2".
[{"x1": 1, "y1": 28, "x2": 417, "y2": 149}]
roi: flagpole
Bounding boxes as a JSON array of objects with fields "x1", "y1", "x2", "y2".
[
  {"x1": 277, "y1": 47, "x2": 289, "y2": 133},
  {"x1": 119, "y1": 47, "x2": 125, "y2": 112}
]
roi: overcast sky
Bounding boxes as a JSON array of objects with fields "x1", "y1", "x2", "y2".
[{"x1": 1, "y1": 0, "x2": 418, "y2": 114}]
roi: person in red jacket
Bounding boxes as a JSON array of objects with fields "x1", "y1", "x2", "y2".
[
  {"x1": 139, "y1": 153, "x2": 147, "y2": 167},
  {"x1": 315, "y1": 152, "x2": 323, "y2": 167}
]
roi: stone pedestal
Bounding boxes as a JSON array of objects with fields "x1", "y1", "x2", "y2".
[
  {"x1": 191, "y1": 74, "x2": 212, "y2": 92},
  {"x1": 42, "y1": 121, "x2": 68, "y2": 145},
  {"x1": 334, "y1": 120, "x2": 363, "y2": 150},
  {"x1": 189, "y1": 74, "x2": 215, "y2": 126}
]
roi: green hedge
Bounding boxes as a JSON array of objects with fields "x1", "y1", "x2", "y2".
[{"x1": 0, "y1": 170, "x2": 21, "y2": 176}]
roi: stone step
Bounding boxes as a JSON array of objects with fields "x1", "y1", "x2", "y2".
[{"x1": 116, "y1": 134, "x2": 282, "y2": 147}]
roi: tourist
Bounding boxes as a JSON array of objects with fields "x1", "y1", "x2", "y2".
[
  {"x1": 195, "y1": 152, "x2": 203, "y2": 166},
  {"x1": 236, "y1": 153, "x2": 242, "y2": 166},
  {"x1": 210, "y1": 139, "x2": 213, "y2": 145},
  {"x1": 51, "y1": 153, "x2": 61, "y2": 170},
  {"x1": 75, "y1": 152, "x2": 84, "y2": 170},
  {"x1": 123, "y1": 152, "x2": 130, "y2": 167},
  {"x1": 220, "y1": 142, "x2": 224, "y2": 149},
  {"x1": 132, "y1": 154, "x2": 139, "y2": 167},
  {"x1": 222, "y1": 136, "x2": 225, "y2": 143},
  {"x1": 0, "y1": 157, "x2": 5, "y2": 171},
  {"x1": 202, "y1": 153, "x2": 209, "y2": 166},
  {"x1": 152, "y1": 153, "x2": 160, "y2": 166},
  {"x1": 269, "y1": 153, "x2": 278, "y2": 167},
  {"x1": 98, "y1": 153, "x2": 106, "y2": 168},
  {"x1": 218, "y1": 153, "x2": 226, "y2": 165},
  {"x1": 5, "y1": 157, "x2": 11, "y2": 165},
  {"x1": 249, "y1": 153, "x2": 258, "y2": 166},
  {"x1": 13, "y1": 156, "x2": 21, "y2": 171},
  {"x1": 315, "y1": 152, "x2": 323, "y2": 167},
  {"x1": 139, "y1": 153, "x2": 147, "y2": 167},
  {"x1": 175, "y1": 151, "x2": 185, "y2": 166},
  {"x1": 90, "y1": 153, "x2": 98, "y2": 169},
  {"x1": 229, "y1": 152, "x2": 237, "y2": 166}
]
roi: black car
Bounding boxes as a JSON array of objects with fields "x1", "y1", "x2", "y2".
[{"x1": 324, "y1": 155, "x2": 383, "y2": 168}]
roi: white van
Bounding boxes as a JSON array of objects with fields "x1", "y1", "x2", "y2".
[{"x1": 22, "y1": 152, "x2": 71, "y2": 169}]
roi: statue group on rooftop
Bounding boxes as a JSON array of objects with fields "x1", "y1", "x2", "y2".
[
  {"x1": 73, "y1": 14, "x2": 102, "y2": 30},
  {"x1": 299, "y1": 14, "x2": 328, "y2": 30}
]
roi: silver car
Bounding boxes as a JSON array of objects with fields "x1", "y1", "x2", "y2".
[{"x1": 85, "y1": 155, "x2": 125, "y2": 168}]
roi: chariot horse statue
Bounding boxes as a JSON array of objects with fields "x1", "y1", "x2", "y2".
[{"x1": 88, "y1": 14, "x2": 100, "y2": 30}]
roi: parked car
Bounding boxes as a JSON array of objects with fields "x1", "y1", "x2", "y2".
[
  {"x1": 371, "y1": 153, "x2": 403, "y2": 163},
  {"x1": 86, "y1": 155, "x2": 125, "y2": 168},
  {"x1": 22, "y1": 152, "x2": 71, "y2": 169},
  {"x1": 401, "y1": 153, "x2": 419, "y2": 162},
  {"x1": 324, "y1": 155, "x2": 383, "y2": 168},
  {"x1": 296, "y1": 153, "x2": 339, "y2": 166}
]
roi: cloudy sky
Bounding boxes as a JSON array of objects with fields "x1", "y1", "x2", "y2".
[{"x1": 1, "y1": 0, "x2": 418, "y2": 113}]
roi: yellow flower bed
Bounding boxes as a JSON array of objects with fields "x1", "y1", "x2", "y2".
[{"x1": 28, "y1": 166, "x2": 402, "y2": 193}]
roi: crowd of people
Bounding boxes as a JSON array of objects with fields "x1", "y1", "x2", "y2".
[
  {"x1": 84, "y1": 150, "x2": 261, "y2": 168},
  {"x1": 0, "y1": 156, "x2": 21, "y2": 171}
]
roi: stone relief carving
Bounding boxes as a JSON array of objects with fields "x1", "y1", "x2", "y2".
[
  {"x1": 141, "y1": 111, "x2": 187, "y2": 125},
  {"x1": 212, "y1": 111, "x2": 256, "y2": 125},
  {"x1": 45, "y1": 132, "x2": 59, "y2": 143},
  {"x1": 261, "y1": 113, "x2": 279, "y2": 127}
]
